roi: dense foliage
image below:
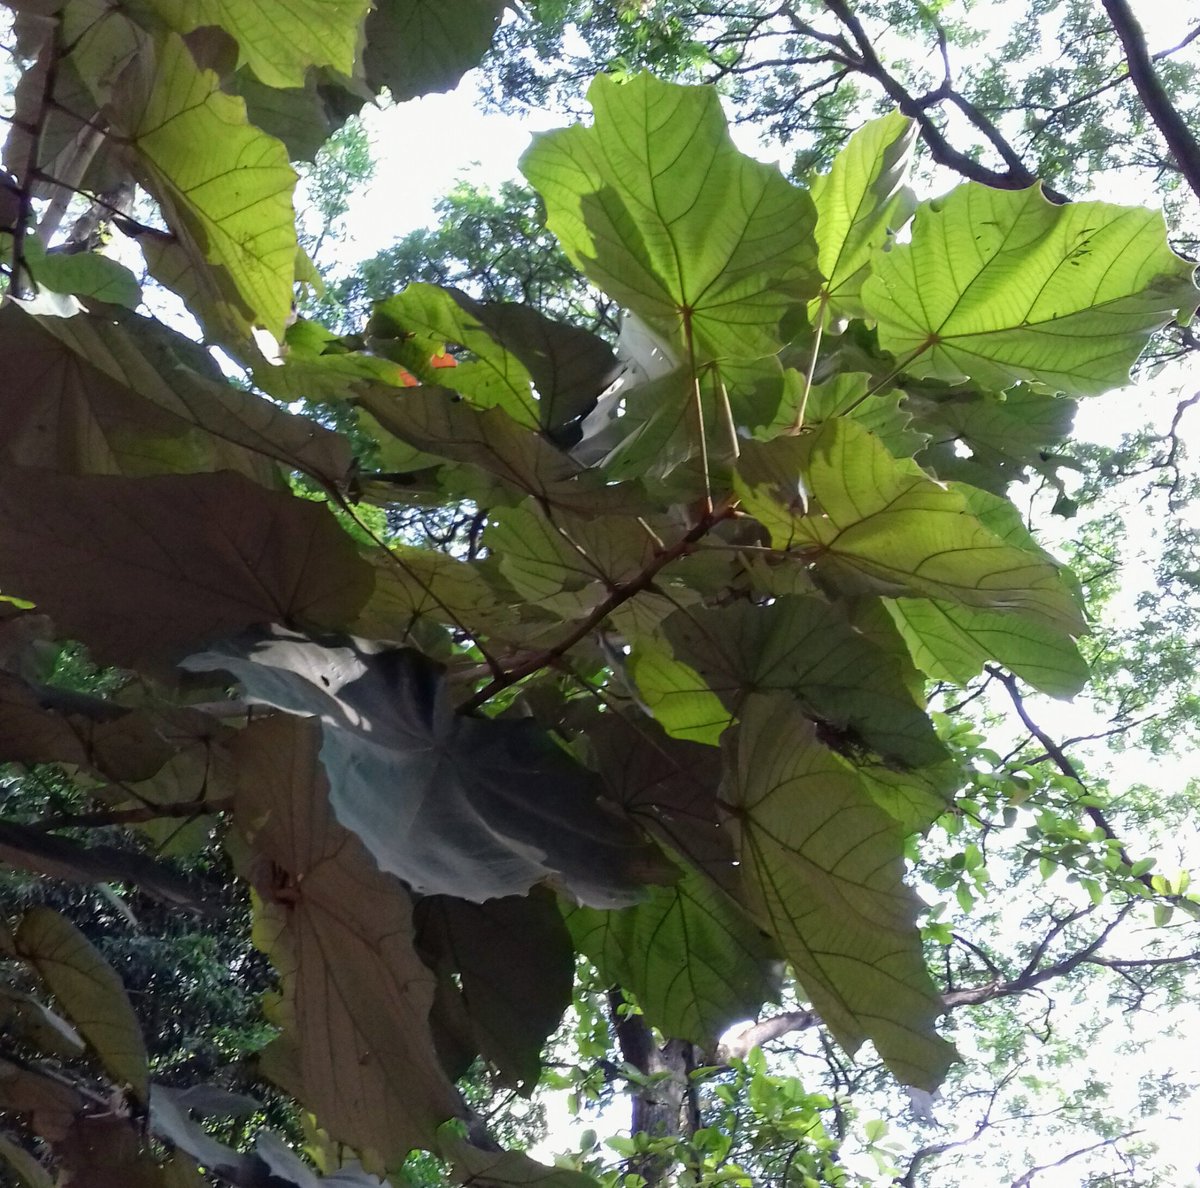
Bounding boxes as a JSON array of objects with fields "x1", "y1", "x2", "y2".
[{"x1": 0, "y1": 2, "x2": 1197, "y2": 1187}]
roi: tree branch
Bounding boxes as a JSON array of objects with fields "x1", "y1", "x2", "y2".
[
  {"x1": 1101, "y1": 0, "x2": 1200, "y2": 201},
  {"x1": 458, "y1": 505, "x2": 735, "y2": 712}
]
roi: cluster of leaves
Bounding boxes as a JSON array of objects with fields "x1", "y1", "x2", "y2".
[{"x1": 0, "y1": 2, "x2": 1196, "y2": 1186}]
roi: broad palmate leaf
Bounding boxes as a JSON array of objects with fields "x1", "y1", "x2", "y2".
[
  {"x1": 724, "y1": 694, "x2": 955, "y2": 1089},
  {"x1": 0, "y1": 470, "x2": 372, "y2": 667},
  {"x1": 143, "y1": 0, "x2": 372, "y2": 88},
  {"x1": 185, "y1": 628, "x2": 668, "y2": 904},
  {"x1": 737, "y1": 419, "x2": 1085, "y2": 632},
  {"x1": 522, "y1": 73, "x2": 819, "y2": 361},
  {"x1": 14, "y1": 909, "x2": 149, "y2": 1099},
  {"x1": 231, "y1": 715, "x2": 467, "y2": 1162},
  {"x1": 862, "y1": 182, "x2": 1199, "y2": 395},
  {"x1": 567, "y1": 857, "x2": 779, "y2": 1049},
  {"x1": 110, "y1": 33, "x2": 299, "y2": 338}
]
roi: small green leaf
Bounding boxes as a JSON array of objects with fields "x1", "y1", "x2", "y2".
[{"x1": 15, "y1": 908, "x2": 148, "y2": 1098}]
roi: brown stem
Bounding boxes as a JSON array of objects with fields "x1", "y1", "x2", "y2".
[{"x1": 457, "y1": 506, "x2": 734, "y2": 713}]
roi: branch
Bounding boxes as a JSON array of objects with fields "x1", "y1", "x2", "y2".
[
  {"x1": 717, "y1": 1010, "x2": 819, "y2": 1062},
  {"x1": 987, "y1": 666, "x2": 1195, "y2": 910},
  {"x1": 457, "y1": 505, "x2": 734, "y2": 712},
  {"x1": 814, "y1": 0, "x2": 1067, "y2": 202},
  {"x1": 1009, "y1": 1129, "x2": 1141, "y2": 1187},
  {"x1": 1101, "y1": 0, "x2": 1200, "y2": 201}
]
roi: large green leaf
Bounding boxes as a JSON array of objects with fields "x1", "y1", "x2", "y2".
[
  {"x1": 143, "y1": 0, "x2": 372, "y2": 88},
  {"x1": 15, "y1": 908, "x2": 149, "y2": 1098},
  {"x1": 724, "y1": 694, "x2": 955, "y2": 1089},
  {"x1": 0, "y1": 470, "x2": 372, "y2": 666},
  {"x1": 809, "y1": 111, "x2": 916, "y2": 326},
  {"x1": 362, "y1": 0, "x2": 505, "y2": 102},
  {"x1": 109, "y1": 33, "x2": 299, "y2": 338},
  {"x1": 737, "y1": 419, "x2": 1085, "y2": 631},
  {"x1": 662, "y1": 596, "x2": 947, "y2": 768},
  {"x1": 567, "y1": 857, "x2": 778, "y2": 1048},
  {"x1": 886, "y1": 597, "x2": 1088, "y2": 697},
  {"x1": 231, "y1": 715, "x2": 467, "y2": 1164},
  {"x1": 522, "y1": 73, "x2": 819, "y2": 361},
  {"x1": 861, "y1": 182, "x2": 1199, "y2": 395},
  {"x1": 184, "y1": 629, "x2": 668, "y2": 905}
]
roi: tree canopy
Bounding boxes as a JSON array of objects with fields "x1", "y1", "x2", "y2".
[{"x1": 0, "y1": 2, "x2": 1198, "y2": 1187}]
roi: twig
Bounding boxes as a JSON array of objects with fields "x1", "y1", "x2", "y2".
[{"x1": 458, "y1": 505, "x2": 735, "y2": 713}]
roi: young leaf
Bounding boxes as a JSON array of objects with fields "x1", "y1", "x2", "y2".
[
  {"x1": 862, "y1": 182, "x2": 1199, "y2": 395},
  {"x1": 522, "y1": 73, "x2": 819, "y2": 362},
  {"x1": 15, "y1": 908, "x2": 149, "y2": 1098},
  {"x1": 723, "y1": 695, "x2": 956, "y2": 1090},
  {"x1": 809, "y1": 111, "x2": 916, "y2": 326}
]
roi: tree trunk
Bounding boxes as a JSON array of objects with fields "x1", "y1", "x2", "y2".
[{"x1": 608, "y1": 991, "x2": 701, "y2": 1188}]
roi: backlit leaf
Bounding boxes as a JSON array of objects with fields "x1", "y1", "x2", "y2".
[
  {"x1": 724, "y1": 694, "x2": 955, "y2": 1088},
  {"x1": 110, "y1": 33, "x2": 299, "y2": 338},
  {"x1": 809, "y1": 111, "x2": 916, "y2": 326},
  {"x1": 862, "y1": 182, "x2": 1199, "y2": 395},
  {"x1": 737, "y1": 419, "x2": 1084, "y2": 631},
  {"x1": 15, "y1": 907, "x2": 149, "y2": 1097},
  {"x1": 522, "y1": 73, "x2": 819, "y2": 361},
  {"x1": 143, "y1": 0, "x2": 372, "y2": 88}
]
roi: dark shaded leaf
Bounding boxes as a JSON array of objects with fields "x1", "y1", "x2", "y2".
[{"x1": 0, "y1": 470, "x2": 373, "y2": 666}]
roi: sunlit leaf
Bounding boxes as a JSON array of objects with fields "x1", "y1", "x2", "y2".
[
  {"x1": 862, "y1": 182, "x2": 1199, "y2": 394},
  {"x1": 737, "y1": 419, "x2": 1085, "y2": 631},
  {"x1": 809, "y1": 111, "x2": 916, "y2": 326},
  {"x1": 523, "y1": 73, "x2": 819, "y2": 361},
  {"x1": 143, "y1": 0, "x2": 372, "y2": 88},
  {"x1": 109, "y1": 33, "x2": 299, "y2": 338}
]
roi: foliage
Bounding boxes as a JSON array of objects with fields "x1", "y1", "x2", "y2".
[{"x1": 0, "y1": 3, "x2": 1196, "y2": 1188}]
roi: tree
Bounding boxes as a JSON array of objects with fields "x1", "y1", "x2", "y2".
[{"x1": 0, "y1": 4, "x2": 1196, "y2": 1188}]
